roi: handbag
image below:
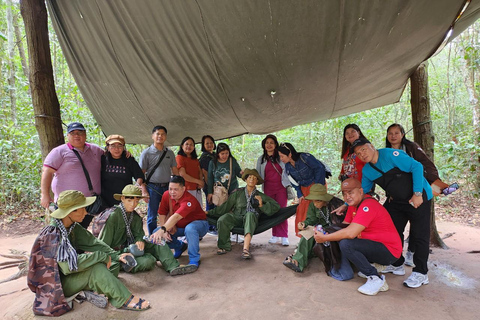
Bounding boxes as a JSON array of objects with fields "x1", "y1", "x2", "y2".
[
  {"x1": 212, "y1": 158, "x2": 232, "y2": 206},
  {"x1": 72, "y1": 149, "x2": 108, "y2": 215}
]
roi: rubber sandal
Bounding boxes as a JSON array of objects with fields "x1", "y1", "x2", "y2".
[
  {"x1": 242, "y1": 249, "x2": 252, "y2": 259},
  {"x1": 283, "y1": 256, "x2": 302, "y2": 272},
  {"x1": 217, "y1": 248, "x2": 228, "y2": 255},
  {"x1": 121, "y1": 295, "x2": 150, "y2": 311},
  {"x1": 169, "y1": 264, "x2": 198, "y2": 276},
  {"x1": 83, "y1": 291, "x2": 108, "y2": 308}
]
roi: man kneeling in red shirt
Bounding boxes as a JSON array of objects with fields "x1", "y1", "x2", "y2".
[{"x1": 314, "y1": 178, "x2": 402, "y2": 296}]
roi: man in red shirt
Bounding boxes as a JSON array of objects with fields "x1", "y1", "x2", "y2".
[
  {"x1": 314, "y1": 178, "x2": 402, "y2": 296},
  {"x1": 150, "y1": 176, "x2": 208, "y2": 269}
]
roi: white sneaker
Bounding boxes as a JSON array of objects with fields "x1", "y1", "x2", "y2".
[
  {"x1": 404, "y1": 250, "x2": 415, "y2": 267},
  {"x1": 403, "y1": 272, "x2": 429, "y2": 288},
  {"x1": 281, "y1": 237, "x2": 290, "y2": 246},
  {"x1": 357, "y1": 275, "x2": 389, "y2": 296},
  {"x1": 268, "y1": 236, "x2": 278, "y2": 244},
  {"x1": 380, "y1": 264, "x2": 405, "y2": 276}
]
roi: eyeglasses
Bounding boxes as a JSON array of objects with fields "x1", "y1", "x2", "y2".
[
  {"x1": 108, "y1": 144, "x2": 124, "y2": 149},
  {"x1": 69, "y1": 131, "x2": 86, "y2": 136}
]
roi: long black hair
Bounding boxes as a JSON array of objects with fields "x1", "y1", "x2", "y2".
[
  {"x1": 341, "y1": 124, "x2": 367, "y2": 157},
  {"x1": 177, "y1": 136, "x2": 198, "y2": 159},
  {"x1": 385, "y1": 123, "x2": 412, "y2": 148},
  {"x1": 214, "y1": 142, "x2": 236, "y2": 164},
  {"x1": 201, "y1": 135, "x2": 216, "y2": 152},
  {"x1": 277, "y1": 142, "x2": 300, "y2": 161},
  {"x1": 260, "y1": 134, "x2": 280, "y2": 163}
]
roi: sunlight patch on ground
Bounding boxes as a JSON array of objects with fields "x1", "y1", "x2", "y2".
[{"x1": 429, "y1": 260, "x2": 476, "y2": 289}]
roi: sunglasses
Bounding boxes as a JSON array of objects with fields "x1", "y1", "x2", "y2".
[{"x1": 279, "y1": 143, "x2": 291, "y2": 152}]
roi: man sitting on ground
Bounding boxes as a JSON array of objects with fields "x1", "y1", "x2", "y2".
[
  {"x1": 207, "y1": 169, "x2": 280, "y2": 259},
  {"x1": 150, "y1": 176, "x2": 208, "y2": 269},
  {"x1": 28, "y1": 190, "x2": 150, "y2": 316},
  {"x1": 283, "y1": 184, "x2": 344, "y2": 272},
  {"x1": 314, "y1": 178, "x2": 402, "y2": 296},
  {"x1": 98, "y1": 184, "x2": 197, "y2": 276}
]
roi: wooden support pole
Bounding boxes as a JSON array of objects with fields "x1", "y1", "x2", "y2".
[
  {"x1": 20, "y1": 0, "x2": 64, "y2": 160},
  {"x1": 410, "y1": 62, "x2": 447, "y2": 249}
]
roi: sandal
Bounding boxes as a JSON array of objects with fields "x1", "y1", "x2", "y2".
[
  {"x1": 217, "y1": 248, "x2": 228, "y2": 255},
  {"x1": 169, "y1": 264, "x2": 198, "y2": 276},
  {"x1": 242, "y1": 248, "x2": 252, "y2": 259},
  {"x1": 283, "y1": 256, "x2": 302, "y2": 273},
  {"x1": 121, "y1": 295, "x2": 150, "y2": 311}
]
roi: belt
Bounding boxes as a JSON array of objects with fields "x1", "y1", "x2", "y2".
[{"x1": 149, "y1": 182, "x2": 169, "y2": 187}]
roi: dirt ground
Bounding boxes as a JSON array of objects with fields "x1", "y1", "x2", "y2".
[{"x1": 0, "y1": 216, "x2": 479, "y2": 320}]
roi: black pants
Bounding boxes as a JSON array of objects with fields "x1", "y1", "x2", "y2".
[{"x1": 384, "y1": 195, "x2": 431, "y2": 274}]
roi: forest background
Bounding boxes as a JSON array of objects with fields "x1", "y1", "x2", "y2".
[{"x1": 0, "y1": 1, "x2": 479, "y2": 223}]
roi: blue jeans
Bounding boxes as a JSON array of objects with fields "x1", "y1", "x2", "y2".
[
  {"x1": 328, "y1": 253, "x2": 354, "y2": 281},
  {"x1": 160, "y1": 220, "x2": 208, "y2": 266},
  {"x1": 339, "y1": 238, "x2": 397, "y2": 277},
  {"x1": 146, "y1": 183, "x2": 168, "y2": 235}
]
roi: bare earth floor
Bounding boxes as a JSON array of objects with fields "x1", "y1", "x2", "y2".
[{"x1": 0, "y1": 218, "x2": 479, "y2": 320}]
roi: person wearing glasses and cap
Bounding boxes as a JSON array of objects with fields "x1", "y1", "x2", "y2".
[
  {"x1": 28, "y1": 190, "x2": 150, "y2": 315},
  {"x1": 207, "y1": 169, "x2": 280, "y2": 259},
  {"x1": 101, "y1": 134, "x2": 147, "y2": 207},
  {"x1": 98, "y1": 185, "x2": 197, "y2": 276},
  {"x1": 350, "y1": 137, "x2": 433, "y2": 289},
  {"x1": 40, "y1": 122, "x2": 104, "y2": 228}
]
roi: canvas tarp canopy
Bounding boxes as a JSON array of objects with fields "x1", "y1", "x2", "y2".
[{"x1": 46, "y1": 0, "x2": 480, "y2": 145}]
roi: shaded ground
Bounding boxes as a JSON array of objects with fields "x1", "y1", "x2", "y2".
[{"x1": 0, "y1": 194, "x2": 479, "y2": 320}]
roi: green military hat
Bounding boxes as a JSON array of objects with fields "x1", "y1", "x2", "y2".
[
  {"x1": 50, "y1": 190, "x2": 96, "y2": 219},
  {"x1": 113, "y1": 184, "x2": 149, "y2": 200},
  {"x1": 305, "y1": 184, "x2": 333, "y2": 202},
  {"x1": 241, "y1": 168, "x2": 264, "y2": 185}
]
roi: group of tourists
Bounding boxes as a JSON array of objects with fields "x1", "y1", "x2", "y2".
[{"x1": 28, "y1": 121, "x2": 456, "y2": 315}]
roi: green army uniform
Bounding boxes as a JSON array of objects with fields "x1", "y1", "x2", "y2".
[
  {"x1": 292, "y1": 199, "x2": 338, "y2": 271},
  {"x1": 208, "y1": 188, "x2": 280, "y2": 251},
  {"x1": 99, "y1": 206, "x2": 179, "y2": 273},
  {"x1": 53, "y1": 220, "x2": 131, "y2": 308}
]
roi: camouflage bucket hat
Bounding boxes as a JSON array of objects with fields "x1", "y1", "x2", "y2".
[
  {"x1": 305, "y1": 184, "x2": 334, "y2": 202},
  {"x1": 113, "y1": 184, "x2": 149, "y2": 201},
  {"x1": 50, "y1": 190, "x2": 96, "y2": 219}
]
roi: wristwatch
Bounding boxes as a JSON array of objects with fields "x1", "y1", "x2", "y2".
[
  {"x1": 414, "y1": 192, "x2": 422, "y2": 197},
  {"x1": 160, "y1": 226, "x2": 167, "y2": 232}
]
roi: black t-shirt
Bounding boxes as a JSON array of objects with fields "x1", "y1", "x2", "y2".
[
  {"x1": 101, "y1": 155, "x2": 145, "y2": 206},
  {"x1": 199, "y1": 151, "x2": 215, "y2": 171}
]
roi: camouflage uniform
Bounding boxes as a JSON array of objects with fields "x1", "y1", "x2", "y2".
[
  {"x1": 99, "y1": 206, "x2": 179, "y2": 272},
  {"x1": 28, "y1": 221, "x2": 132, "y2": 315}
]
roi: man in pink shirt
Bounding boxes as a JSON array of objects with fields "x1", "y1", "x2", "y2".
[
  {"x1": 40, "y1": 122, "x2": 103, "y2": 228},
  {"x1": 314, "y1": 178, "x2": 402, "y2": 296}
]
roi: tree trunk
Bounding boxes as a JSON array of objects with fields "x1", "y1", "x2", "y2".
[
  {"x1": 13, "y1": 10, "x2": 30, "y2": 79},
  {"x1": 6, "y1": 0, "x2": 17, "y2": 126},
  {"x1": 20, "y1": 0, "x2": 64, "y2": 160},
  {"x1": 410, "y1": 62, "x2": 447, "y2": 249}
]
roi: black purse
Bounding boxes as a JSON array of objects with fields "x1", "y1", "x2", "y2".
[{"x1": 72, "y1": 149, "x2": 108, "y2": 215}]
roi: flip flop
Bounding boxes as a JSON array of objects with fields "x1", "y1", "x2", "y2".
[
  {"x1": 121, "y1": 295, "x2": 150, "y2": 311},
  {"x1": 83, "y1": 291, "x2": 108, "y2": 309},
  {"x1": 217, "y1": 248, "x2": 228, "y2": 255},
  {"x1": 169, "y1": 264, "x2": 198, "y2": 276},
  {"x1": 242, "y1": 248, "x2": 252, "y2": 259},
  {"x1": 283, "y1": 256, "x2": 302, "y2": 272}
]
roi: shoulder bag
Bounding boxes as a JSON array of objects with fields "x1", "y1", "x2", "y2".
[{"x1": 212, "y1": 158, "x2": 232, "y2": 206}]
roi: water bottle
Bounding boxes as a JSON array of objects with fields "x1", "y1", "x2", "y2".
[
  {"x1": 316, "y1": 225, "x2": 330, "y2": 247},
  {"x1": 143, "y1": 235, "x2": 165, "y2": 246}
]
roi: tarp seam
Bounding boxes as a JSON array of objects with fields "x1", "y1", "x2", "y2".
[
  {"x1": 330, "y1": 0, "x2": 346, "y2": 118},
  {"x1": 193, "y1": 0, "x2": 248, "y2": 132},
  {"x1": 93, "y1": 0, "x2": 153, "y2": 128}
]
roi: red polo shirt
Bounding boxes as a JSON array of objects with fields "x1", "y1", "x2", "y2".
[{"x1": 158, "y1": 190, "x2": 206, "y2": 228}]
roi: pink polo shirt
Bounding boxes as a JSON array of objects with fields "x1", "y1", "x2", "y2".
[{"x1": 43, "y1": 143, "x2": 103, "y2": 200}]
